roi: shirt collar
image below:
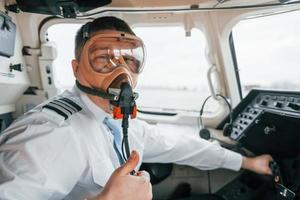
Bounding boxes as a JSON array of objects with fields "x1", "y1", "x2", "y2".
[{"x1": 73, "y1": 85, "x2": 112, "y2": 123}]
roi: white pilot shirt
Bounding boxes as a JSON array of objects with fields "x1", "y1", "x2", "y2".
[{"x1": 0, "y1": 86, "x2": 242, "y2": 200}]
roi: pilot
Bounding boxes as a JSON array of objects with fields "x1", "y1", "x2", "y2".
[{"x1": 0, "y1": 16, "x2": 273, "y2": 200}]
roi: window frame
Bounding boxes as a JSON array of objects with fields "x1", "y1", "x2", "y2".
[{"x1": 229, "y1": 32, "x2": 243, "y2": 99}]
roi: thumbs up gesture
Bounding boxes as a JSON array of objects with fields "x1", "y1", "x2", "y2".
[{"x1": 93, "y1": 151, "x2": 153, "y2": 200}]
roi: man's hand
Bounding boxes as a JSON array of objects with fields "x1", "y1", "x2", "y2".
[
  {"x1": 242, "y1": 154, "x2": 273, "y2": 175},
  {"x1": 94, "y1": 150, "x2": 152, "y2": 200}
]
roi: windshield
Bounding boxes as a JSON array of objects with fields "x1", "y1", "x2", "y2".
[{"x1": 232, "y1": 10, "x2": 300, "y2": 96}]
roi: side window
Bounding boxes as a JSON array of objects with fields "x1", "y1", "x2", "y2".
[
  {"x1": 232, "y1": 10, "x2": 300, "y2": 96},
  {"x1": 48, "y1": 24, "x2": 215, "y2": 114}
]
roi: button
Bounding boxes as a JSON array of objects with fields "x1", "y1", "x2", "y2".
[
  {"x1": 287, "y1": 103, "x2": 300, "y2": 110},
  {"x1": 260, "y1": 100, "x2": 268, "y2": 106},
  {"x1": 250, "y1": 109, "x2": 258, "y2": 114},
  {"x1": 274, "y1": 102, "x2": 282, "y2": 108},
  {"x1": 46, "y1": 65, "x2": 51, "y2": 74}
]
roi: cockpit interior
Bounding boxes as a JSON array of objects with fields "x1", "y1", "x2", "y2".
[{"x1": 1, "y1": 0, "x2": 300, "y2": 199}]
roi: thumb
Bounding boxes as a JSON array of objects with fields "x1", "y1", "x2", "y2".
[{"x1": 117, "y1": 150, "x2": 139, "y2": 175}]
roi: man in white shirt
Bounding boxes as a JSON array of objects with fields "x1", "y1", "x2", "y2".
[{"x1": 0, "y1": 16, "x2": 272, "y2": 200}]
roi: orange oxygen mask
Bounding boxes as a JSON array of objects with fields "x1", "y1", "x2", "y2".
[
  {"x1": 75, "y1": 31, "x2": 144, "y2": 118},
  {"x1": 79, "y1": 31, "x2": 145, "y2": 90}
]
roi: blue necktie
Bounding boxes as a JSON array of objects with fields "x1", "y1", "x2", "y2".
[{"x1": 103, "y1": 117, "x2": 125, "y2": 165}]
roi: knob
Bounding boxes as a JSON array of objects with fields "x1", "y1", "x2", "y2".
[{"x1": 199, "y1": 129, "x2": 211, "y2": 140}]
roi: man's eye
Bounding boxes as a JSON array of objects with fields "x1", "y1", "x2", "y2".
[
  {"x1": 123, "y1": 56, "x2": 140, "y2": 73},
  {"x1": 96, "y1": 55, "x2": 108, "y2": 60},
  {"x1": 124, "y1": 56, "x2": 135, "y2": 63},
  {"x1": 92, "y1": 56, "x2": 106, "y2": 64},
  {"x1": 93, "y1": 55, "x2": 112, "y2": 61},
  {"x1": 92, "y1": 55, "x2": 111, "y2": 65}
]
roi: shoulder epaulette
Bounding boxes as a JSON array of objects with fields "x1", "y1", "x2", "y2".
[{"x1": 42, "y1": 97, "x2": 82, "y2": 121}]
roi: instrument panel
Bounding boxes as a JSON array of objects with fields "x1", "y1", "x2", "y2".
[{"x1": 218, "y1": 89, "x2": 300, "y2": 157}]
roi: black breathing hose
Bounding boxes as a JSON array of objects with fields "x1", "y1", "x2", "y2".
[
  {"x1": 118, "y1": 82, "x2": 135, "y2": 162},
  {"x1": 122, "y1": 116, "x2": 131, "y2": 159}
]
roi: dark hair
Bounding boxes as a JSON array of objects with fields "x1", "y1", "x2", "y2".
[{"x1": 74, "y1": 16, "x2": 135, "y2": 61}]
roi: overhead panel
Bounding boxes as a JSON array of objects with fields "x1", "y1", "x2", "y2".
[{"x1": 14, "y1": 0, "x2": 112, "y2": 17}]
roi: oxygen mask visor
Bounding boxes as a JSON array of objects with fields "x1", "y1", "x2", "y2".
[{"x1": 88, "y1": 36, "x2": 145, "y2": 74}]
